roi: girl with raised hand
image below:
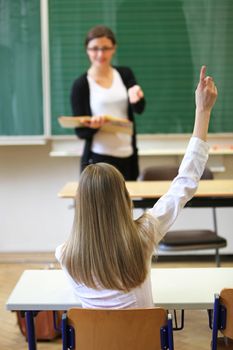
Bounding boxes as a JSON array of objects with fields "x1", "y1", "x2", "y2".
[{"x1": 57, "y1": 66, "x2": 217, "y2": 308}]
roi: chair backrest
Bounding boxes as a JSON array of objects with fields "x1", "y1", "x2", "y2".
[
  {"x1": 201, "y1": 168, "x2": 214, "y2": 179},
  {"x1": 211, "y1": 289, "x2": 233, "y2": 350},
  {"x1": 220, "y1": 288, "x2": 233, "y2": 339},
  {"x1": 62, "y1": 308, "x2": 174, "y2": 350},
  {"x1": 140, "y1": 165, "x2": 178, "y2": 181},
  {"x1": 140, "y1": 165, "x2": 213, "y2": 181}
]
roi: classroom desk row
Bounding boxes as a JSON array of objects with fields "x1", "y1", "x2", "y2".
[
  {"x1": 6, "y1": 180, "x2": 233, "y2": 350},
  {"x1": 58, "y1": 179, "x2": 233, "y2": 208},
  {"x1": 6, "y1": 268, "x2": 233, "y2": 350}
]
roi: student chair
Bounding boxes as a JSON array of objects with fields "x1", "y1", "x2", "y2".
[
  {"x1": 62, "y1": 307, "x2": 174, "y2": 350},
  {"x1": 139, "y1": 166, "x2": 227, "y2": 266},
  {"x1": 211, "y1": 289, "x2": 233, "y2": 350}
]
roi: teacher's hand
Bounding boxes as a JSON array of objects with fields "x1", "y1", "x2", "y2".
[
  {"x1": 128, "y1": 85, "x2": 144, "y2": 104},
  {"x1": 82, "y1": 115, "x2": 106, "y2": 129}
]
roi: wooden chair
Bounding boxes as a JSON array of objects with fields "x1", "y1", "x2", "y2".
[
  {"x1": 139, "y1": 166, "x2": 227, "y2": 266},
  {"x1": 62, "y1": 308, "x2": 174, "y2": 350},
  {"x1": 211, "y1": 289, "x2": 233, "y2": 349}
]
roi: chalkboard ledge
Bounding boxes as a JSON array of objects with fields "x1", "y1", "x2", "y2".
[
  {"x1": 0, "y1": 136, "x2": 47, "y2": 146},
  {"x1": 49, "y1": 133, "x2": 233, "y2": 157}
]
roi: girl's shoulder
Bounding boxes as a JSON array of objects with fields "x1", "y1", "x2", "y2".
[
  {"x1": 136, "y1": 213, "x2": 159, "y2": 253},
  {"x1": 55, "y1": 243, "x2": 65, "y2": 263}
]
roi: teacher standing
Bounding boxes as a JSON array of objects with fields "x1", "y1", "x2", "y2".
[{"x1": 71, "y1": 25, "x2": 145, "y2": 180}]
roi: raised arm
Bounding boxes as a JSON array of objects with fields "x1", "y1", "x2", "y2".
[{"x1": 147, "y1": 66, "x2": 217, "y2": 242}]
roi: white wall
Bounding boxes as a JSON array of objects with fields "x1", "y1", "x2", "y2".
[
  {"x1": 0, "y1": 143, "x2": 75, "y2": 251},
  {"x1": 0, "y1": 141, "x2": 233, "y2": 254}
]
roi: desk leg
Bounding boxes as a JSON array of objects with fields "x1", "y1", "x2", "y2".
[
  {"x1": 25, "y1": 311, "x2": 37, "y2": 350},
  {"x1": 172, "y1": 310, "x2": 184, "y2": 330}
]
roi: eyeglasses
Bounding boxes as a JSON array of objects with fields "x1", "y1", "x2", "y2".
[{"x1": 87, "y1": 46, "x2": 114, "y2": 53}]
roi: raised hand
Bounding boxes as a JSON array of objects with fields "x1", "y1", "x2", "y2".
[
  {"x1": 193, "y1": 66, "x2": 218, "y2": 141},
  {"x1": 195, "y1": 65, "x2": 218, "y2": 112}
]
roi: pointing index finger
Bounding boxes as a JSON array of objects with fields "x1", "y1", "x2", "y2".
[{"x1": 199, "y1": 65, "x2": 206, "y2": 83}]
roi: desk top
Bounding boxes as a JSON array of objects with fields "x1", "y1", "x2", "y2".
[
  {"x1": 58, "y1": 180, "x2": 233, "y2": 199},
  {"x1": 6, "y1": 268, "x2": 233, "y2": 311}
]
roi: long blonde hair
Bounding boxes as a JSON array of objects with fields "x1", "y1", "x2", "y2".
[{"x1": 62, "y1": 163, "x2": 156, "y2": 291}]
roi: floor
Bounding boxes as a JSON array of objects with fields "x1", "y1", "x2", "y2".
[{"x1": 1, "y1": 253, "x2": 233, "y2": 350}]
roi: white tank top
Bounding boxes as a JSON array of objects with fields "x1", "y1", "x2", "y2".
[{"x1": 87, "y1": 69, "x2": 133, "y2": 158}]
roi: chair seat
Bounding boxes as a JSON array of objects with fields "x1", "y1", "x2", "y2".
[
  {"x1": 216, "y1": 337, "x2": 233, "y2": 349},
  {"x1": 159, "y1": 230, "x2": 227, "y2": 251}
]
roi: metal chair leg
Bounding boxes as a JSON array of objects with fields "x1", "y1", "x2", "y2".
[
  {"x1": 215, "y1": 248, "x2": 220, "y2": 267},
  {"x1": 213, "y1": 208, "x2": 221, "y2": 267}
]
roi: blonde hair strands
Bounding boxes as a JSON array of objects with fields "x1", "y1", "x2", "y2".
[{"x1": 62, "y1": 163, "x2": 156, "y2": 291}]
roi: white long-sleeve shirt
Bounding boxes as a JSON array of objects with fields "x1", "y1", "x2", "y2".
[{"x1": 56, "y1": 137, "x2": 209, "y2": 309}]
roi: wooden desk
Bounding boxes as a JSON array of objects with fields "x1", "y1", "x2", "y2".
[
  {"x1": 58, "y1": 180, "x2": 233, "y2": 208},
  {"x1": 6, "y1": 268, "x2": 233, "y2": 350}
]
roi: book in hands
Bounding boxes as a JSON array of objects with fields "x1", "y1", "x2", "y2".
[{"x1": 58, "y1": 116, "x2": 133, "y2": 135}]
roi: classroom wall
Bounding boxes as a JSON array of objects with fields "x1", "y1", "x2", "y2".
[
  {"x1": 1, "y1": 142, "x2": 233, "y2": 254},
  {"x1": 0, "y1": 143, "x2": 74, "y2": 251},
  {"x1": 1, "y1": 1, "x2": 232, "y2": 256}
]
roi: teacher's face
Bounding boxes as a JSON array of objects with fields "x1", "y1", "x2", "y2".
[{"x1": 86, "y1": 37, "x2": 116, "y2": 68}]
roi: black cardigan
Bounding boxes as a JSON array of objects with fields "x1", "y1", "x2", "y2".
[{"x1": 70, "y1": 66, "x2": 146, "y2": 177}]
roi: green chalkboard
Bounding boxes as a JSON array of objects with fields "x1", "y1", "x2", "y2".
[
  {"x1": 49, "y1": 0, "x2": 233, "y2": 135},
  {"x1": 0, "y1": 0, "x2": 43, "y2": 137}
]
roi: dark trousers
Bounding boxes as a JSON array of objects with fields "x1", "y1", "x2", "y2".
[{"x1": 87, "y1": 152, "x2": 137, "y2": 180}]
